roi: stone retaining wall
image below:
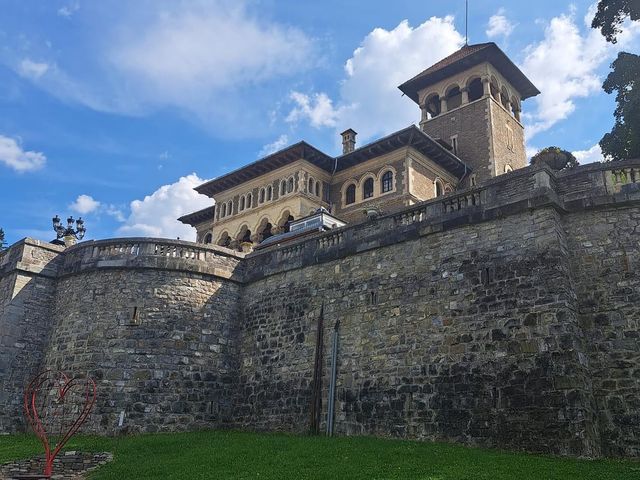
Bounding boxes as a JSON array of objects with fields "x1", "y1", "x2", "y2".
[{"x1": 0, "y1": 161, "x2": 638, "y2": 457}]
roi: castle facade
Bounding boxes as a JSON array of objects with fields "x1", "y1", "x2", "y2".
[{"x1": 0, "y1": 43, "x2": 639, "y2": 458}]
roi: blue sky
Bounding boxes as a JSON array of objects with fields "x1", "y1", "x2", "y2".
[{"x1": 1, "y1": 0, "x2": 638, "y2": 245}]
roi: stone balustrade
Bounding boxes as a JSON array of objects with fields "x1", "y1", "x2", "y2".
[{"x1": 61, "y1": 238, "x2": 245, "y2": 281}]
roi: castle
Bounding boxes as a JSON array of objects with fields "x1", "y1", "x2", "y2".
[{"x1": 1, "y1": 43, "x2": 639, "y2": 458}]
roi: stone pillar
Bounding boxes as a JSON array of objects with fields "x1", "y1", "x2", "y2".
[
  {"x1": 482, "y1": 77, "x2": 491, "y2": 97},
  {"x1": 440, "y1": 97, "x2": 448, "y2": 114},
  {"x1": 420, "y1": 104, "x2": 428, "y2": 122},
  {"x1": 461, "y1": 87, "x2": 469, "y2": 105}
]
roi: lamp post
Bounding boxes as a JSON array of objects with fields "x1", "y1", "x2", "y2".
[{"x1": 52, "y1": 215, "x2": 86, "y2": 247}]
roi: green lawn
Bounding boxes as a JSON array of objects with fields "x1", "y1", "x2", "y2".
[{"x1": 1, "y1": 431, "x2": 639, "y2": 480}]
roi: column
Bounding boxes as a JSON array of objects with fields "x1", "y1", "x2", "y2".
[
  {"x1": 482, "y1": 77, "x2": 491, "y2": 97},
  {"x1": 461, "y1": 87, "x2": 469, "y2": 105},
  {"x1": 440, "y1": 97, "x2": 448, "y2": 114}
]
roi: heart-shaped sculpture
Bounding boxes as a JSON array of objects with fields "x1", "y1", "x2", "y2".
[{"x1": 23, "y1": 371, "x2": 96, "y2": 477}]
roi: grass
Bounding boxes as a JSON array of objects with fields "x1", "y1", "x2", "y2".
[{"x1": 1, "y1": 431, "x2": 640, "y2": 480}]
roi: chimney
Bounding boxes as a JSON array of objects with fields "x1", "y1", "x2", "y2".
[{"x1": 341, "y1": 129, "x2": 357, "y2": 154}]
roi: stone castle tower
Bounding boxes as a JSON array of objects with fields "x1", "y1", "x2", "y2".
[{"x1": 399, "y1": 43, "x2": 540, "y2": 185}]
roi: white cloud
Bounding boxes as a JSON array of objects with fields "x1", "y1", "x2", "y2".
[
  {"x1": 486, "y1": 9, "x2": 515, "y2": 39},
  {"x1": 573, "y1": 143, "x2": 604, "y2": 164},
  {"x1": 69, "y1": 194, "x2": 100, "y2": 214},
  {"x1": 286, "y1": 92, "x2": 342, "y2": 128},
  {"x1": 0, "y1": 135, "x2": 46, "y2": 172},
  {"x1": 58, "y1": 3, "x2": 80, "y2": 18},
  {"x1": 259, "y1": 134, "x2": 290, "y2": 157},
  {"x1": 285, "y1": 17, "x2": 464, "y2": 142},
  {"x1": 18, "y1": 59, "x2": 49, "y2": 79},
  {"x1": 6, "y1": 2, "x2": 316, "y2": 131},
  {"x1": 117, "y1": 174, "x2": 211, "y2": 240},
  {"x1": 521, "y1": 8, "x2": 640, "y2": 138},
  {"x1": 105, "y1": 204, "x2": 126, "y2": 222}
]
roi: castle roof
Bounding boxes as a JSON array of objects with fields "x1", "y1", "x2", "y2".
[
  {"x1": 336, "y1": 125, "x2": 469, "y2": 179},
  {"x1": 178, "y1": 205, "x2": 215, "y2": 227},
  {"x1": 195, "y1": 142, "x2": 334, "y2": 198},
  {"x1": 398, "y1": 42, "x2": 540, "y2": 103},
  {"x1": 193, "y1": 125, "x2": 469, "y2": 200}
]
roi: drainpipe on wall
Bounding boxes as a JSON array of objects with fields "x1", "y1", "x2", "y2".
[{"x1": 327, "y1": 319, "x2": 340, "y2": 436}]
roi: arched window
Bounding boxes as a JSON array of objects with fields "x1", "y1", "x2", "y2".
[
  {"x1": 259, "y1": 188, "x2": 265, "y2": 204},
  {"x1": 260, "y1": 222, "x2": 273, "y2": 242},
  {"x1": 241, "y1": 229, "x2": 251, "y2": 243},
  {"x1": 204, "y1": 233, "x2": 212, "y2": 244},
  {"x1": 267, "y1": 185, "x2": 273, "y2": 201},
  {"x1": 511, "y1": 96, "x2": 520, "y2": 121},
  {"x1": 221, "y1": 203, "x2": 226, "y2": 217},
  {"x1": 287, "y1": 177, "x2": 294, "y2": 193},
  {"x1": 239, "y1": 196, "x2": 245, "y2": 211},
  {"x1": 435, "y1": 180, "x2": 444, "y2": 197},
  {"x1": 490, "y1": 77, "x2": 499, "y2": 101},
  {"x1": 228, "y1": 201, "x2": 233, "y2": 216},
  {"x1": 424, "y1": 94, "x2": 441, "y2": 119},
  {"x1": 467, "y1": 77, "x2": 483, "y2": 102},
  {"x1": 315, "y1": 182, "x2": 320, "y2": 197},
  {"x1": 280, "y1": 180, "x2": 287, "y2": 196},
  {"x1": 345, "y1": 184, "x2": 356, "y2": 205},
  {"x1": 504, "y1": 164, "x2": 513, "y2": 173},
  {"x1": 500, "y1": 86, "x2": 510, "y2": 110},
  {"x1": 445, "y1": 85, "x2": 462, "y2": 111},
  {"x1": 246, "y1": 193, "x2": 252, "y2": 209},
  {"x1": 381, "y1": 171, "x2": 393, "y2": 193},
  {"x1": 470, "y1": 175, "x2": 477, "y2": 187},
  {"x1": 308, "y1": 178, "x2": 314, "y2": 194},
  {"x1": 363, "y1": 177, "x2": 374, "y2": 199},
  {"x1": 218, "y1": 232, "x2": 230, "y2": 247},
  {"x1": 284, "y1": 215, "x2": 294, "y2": 233}
]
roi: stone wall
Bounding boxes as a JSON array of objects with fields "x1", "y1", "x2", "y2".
[
  {"x1": 0, "y1": 161, "x2": 639, "y2": 457},
  {"x1": 0, "y1": 239, "x2": 64, "y2": 432}
]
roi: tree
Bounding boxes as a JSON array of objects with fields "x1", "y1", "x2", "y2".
[
  {"x1": 591, "y1": 0, "x2": 639, "y2": 44},
  {"x1": 0, "y1": 228, "x2": 6, "y2": 251},
  {"x1": 530, "y1": 147, "x2": 579, "y2": 171},
  {"x1": 592, "y1": 1, "x2": 640, "y2": 161},
  {"x1": 600, "y1": 53, "x2": 640, "y2": 161}
]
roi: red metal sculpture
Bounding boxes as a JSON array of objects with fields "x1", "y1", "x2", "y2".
[{"x1": 23, "y1": 371, "x2": 97, "y2": 478}]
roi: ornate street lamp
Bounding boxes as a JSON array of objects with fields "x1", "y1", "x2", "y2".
[{"x1": 52, "y1": 215, "x2": 86, "y2": 246}]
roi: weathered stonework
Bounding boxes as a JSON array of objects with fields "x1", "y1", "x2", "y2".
[{"x1": 1, "y1": 161, "x2": 639, "y2": 458}]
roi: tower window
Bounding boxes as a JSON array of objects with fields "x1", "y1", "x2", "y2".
[
  {"x1": 450, "y1": 136, "x2": 459, "y2": 156},
  {"x1": 227, "y1": 201, "x2": 233, "y2": 216},
  {"x1": 315, "y1": 182, "x2": 320, "y2": 197},
  {"x1": 240, "y1": 196, "x2": 245, "y2": 211},
  {"x1": 363, "y1": 177, "x2": 374, "y2": 199},
  {"x1": 506, "y1": 125, "x2": 514, "y2": 151},
  {"x1": 308, "y1": 178, "x2": 314, "y2": 194},
  {"x1": 445, "y1": 85, "x2": 462, "y2": 111},
  {"x1": 381, "y1": 171, "x2": 393, "y2": 193},
  {"x1": 470, "y1": 175, "x2": 477, "y2": 187},
  {"x1": 246, "y1": 193, "x2": 252, "y2": 209},
  {"x1": 280, "y1": 180, "x2": 287, "y2": 196},
  {"x1": 345, "y1": 184, "x2": 356, "y2": 205},
  {"x1": 467, "y1": 78, "x2": 483, "y2": 102},
  {"x1": 267, "y1": 185, "x2": 273, "y2": 201},
  {"x1": 204, "y1": 233, "x2": 212, "y2": 244},
  {"x1": 259, "y1": 188, "x2": 265, "y2": 204},
  {"x1": 221, "y1": 203, "x2": 226, "y2": 217},
  {"x1": 435, "y1": 180, "x2": 444, "y2": 197},
  {"x1": 287, "y1": 177, "x2": 294, "y2": 193},
  {"x1": 424, "y1": 94, "x2": 441, "y2": 119}
]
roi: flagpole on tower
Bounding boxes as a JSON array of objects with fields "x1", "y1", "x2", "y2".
[{"x1": 465, "y1": 0, "x2": 469, "y2": 46}]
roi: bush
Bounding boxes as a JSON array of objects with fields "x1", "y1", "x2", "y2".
[{"x1": 530, "y1": 147, "x2": 579, "y2": 171}]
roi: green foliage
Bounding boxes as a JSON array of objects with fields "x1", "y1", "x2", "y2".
[
  {"x1": 0, "y1": 228, "x2": 6, "y2": 251},
  {"x1": 530, "y1": 147, "x2": 580, "y2": 170},
  {"x1": 591, "y1": 0, "x2": 640, "y2": 43},
  {"x1": 600, "y1": 52, "x2": 640, "y2": 161},
  {"x1": 2, "y1": 431, "x2": 640, "y2": 480},
  {"x1": 592, "y1": 1, "x2": 640, "y2": 162}
]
